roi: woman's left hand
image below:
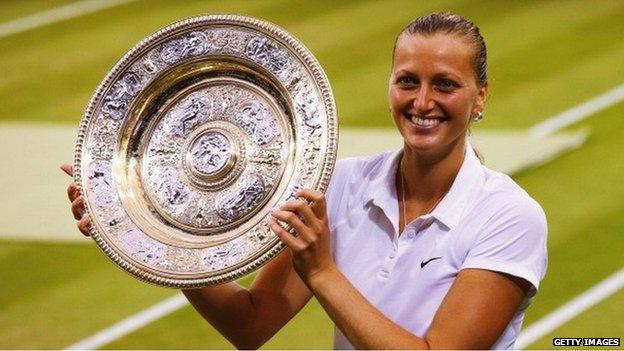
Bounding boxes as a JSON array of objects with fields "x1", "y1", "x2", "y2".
[{"x1": 268, "y1": 189, "x2": 336, "y2": 286}]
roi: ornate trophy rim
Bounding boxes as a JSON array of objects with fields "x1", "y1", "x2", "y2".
[{"x1": 73, "y1": 14, "x2": 338, "y2": 288}]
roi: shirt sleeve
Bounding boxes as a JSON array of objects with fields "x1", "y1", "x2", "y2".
[
  {"x1": 325, "y1": 157, "x2": 358, "y2": 226},
  {"x1": 461, "y1": 196, "x2": 548, "y2": 294},
  {"x1": 325, "y1": 157, "x2": 360, "y2": 262}
]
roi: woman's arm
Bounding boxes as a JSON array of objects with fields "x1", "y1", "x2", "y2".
[
  {"x1": 61, "y1": 164, "x2": 312, "y2": 350},
  {"x1": 269, "y1": 189, "x2": 531, "y2": 349},
  {"x1": 309, "y1": 266, "x2": 529, "y2": 349},
  {"x1": 183, "y1": 249, "x2": 313, "y2": 349}
]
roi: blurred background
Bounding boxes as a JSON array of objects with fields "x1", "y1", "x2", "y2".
[{"x1": 0, "y1": 0, "x2": 623, "y2": 349}]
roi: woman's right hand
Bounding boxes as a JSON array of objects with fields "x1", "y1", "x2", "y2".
[{"x1": 60, "y1": 164, "x2": 91, "y2": 236}]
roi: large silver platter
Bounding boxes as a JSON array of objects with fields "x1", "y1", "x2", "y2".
[{"x1": 73, "y1": 15, "x2": 338, "y2": 288}]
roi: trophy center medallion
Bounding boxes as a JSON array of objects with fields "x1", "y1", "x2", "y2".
[
  {"x1": 179, "y1": 121, "x2": 246, "y2": 193},
  {"x1": 187, "y1": 130, "x2": 234, "y2": 178}
]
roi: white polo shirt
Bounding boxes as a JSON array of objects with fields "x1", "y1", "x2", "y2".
[{"x1": 325, "y1": 143, "x2": 548, "y2": 350}]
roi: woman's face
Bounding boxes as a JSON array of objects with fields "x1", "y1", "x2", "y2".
[{"x1": 389, "y1": 33, "x2": 487, "y2": 158}]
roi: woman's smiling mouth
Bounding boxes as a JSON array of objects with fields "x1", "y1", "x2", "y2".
[{"x1": 404, "y1": 113, "x2": 447, "y2": 129}]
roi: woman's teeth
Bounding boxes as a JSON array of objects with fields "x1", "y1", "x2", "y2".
[{"x1": 410, "y1": 116, "x2": 441, "y2": 127}]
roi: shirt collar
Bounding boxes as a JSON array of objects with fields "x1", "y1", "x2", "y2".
[
  {"x1": 430, "y1": 142, "x2": 484, "y2": 230},
  {"x1": 365, "y1": 150, "x2": 402, "y2": 233},
  {"x1": 364, "y1": 142, "x2": 484, "y2": 232}
]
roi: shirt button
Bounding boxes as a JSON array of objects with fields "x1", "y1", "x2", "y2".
[
  {"x1": 379, "y1": 270, "x2": 389, "y2": 279},
  {"x1": 389, "y1": 253, "x2": 396, "y2": 259}
]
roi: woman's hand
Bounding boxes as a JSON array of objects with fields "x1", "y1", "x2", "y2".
[
  {"x1": 267, "y1": 189, "x2": 336, "y2": 286},
  {"x1": 60, "y1": 164, "x2": 92, "y2": 236}
]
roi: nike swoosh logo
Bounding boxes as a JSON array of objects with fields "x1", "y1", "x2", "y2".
[{"x1": 420, "y1": 257, "x2": 442, "y2": 268}]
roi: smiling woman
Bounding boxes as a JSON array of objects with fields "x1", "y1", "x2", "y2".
[
  {"x1": 390, "y1": 33, "x2": 487, "y2": 165},
  {"x1": 303, "y1": 15, "x2": 546, "y2": 349},
  {"x1": 266, "y1": 13, "x2": 546, "y2": 350},
  {"x1": 62, "y1": 11, "x2": 547, "y2": 350}
]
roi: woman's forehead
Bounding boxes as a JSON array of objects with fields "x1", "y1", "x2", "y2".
[{"x1": 393, "y1": 33, "x2": 475, "y2": 71}]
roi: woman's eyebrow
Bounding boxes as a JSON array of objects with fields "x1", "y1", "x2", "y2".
[
  {"x1": 393, "y1": 69, "x2": 414, "y2": 76},
  {"x1": 432, "y1": 71, "x2": 463, "y2": 82}
]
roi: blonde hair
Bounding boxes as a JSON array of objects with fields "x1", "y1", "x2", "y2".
[{"x1": 393, "y1": 12, "x2": 488, "y2": 87}]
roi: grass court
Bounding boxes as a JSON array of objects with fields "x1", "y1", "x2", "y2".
[{"x1": 1, "y1": 0, "x2": 623, "y2": 349}]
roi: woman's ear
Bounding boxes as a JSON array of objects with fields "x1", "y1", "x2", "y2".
[{"x1": 473, "y1": 82, "x2": 488, "y2": 115}]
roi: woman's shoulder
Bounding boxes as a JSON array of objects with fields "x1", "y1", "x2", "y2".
[
  {"x1": 332, "y1": 150, "x2": 399, "y2": 182},
  {"x1": 325, "y1": 151, "x2": 399, "y2": 215},
  {"x1": 459, "y1": 166, "x2": 549, "y2": 293},
  {"x1": 474, "y1": 166, "x2": 547, "y2": 233}
]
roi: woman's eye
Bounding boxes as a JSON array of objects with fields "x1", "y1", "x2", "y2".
[
  {"x1": 396, "y1": 76, "x2": 417, "y2": 86},
  {"x1": 437, "y1": 79, "x2": 458, "y2": 90}
]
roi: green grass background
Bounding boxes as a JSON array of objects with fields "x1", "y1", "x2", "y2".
[{"x1": 1, "y1": 0, "x2": 623, "y2": 349}]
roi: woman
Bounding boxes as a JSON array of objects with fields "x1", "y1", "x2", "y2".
[{"x1": 62, "y1": 12, "x2": 547, "y2": 349}]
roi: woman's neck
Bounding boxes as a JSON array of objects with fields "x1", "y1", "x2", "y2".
[{"x1": 399, "y1": 139, "x2": 466, "y2": 204}]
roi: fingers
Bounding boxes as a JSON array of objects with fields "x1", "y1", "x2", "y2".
[
  {"x1": 296, "y1": 189, "x2": 327, "y2": 218},
  {"x1": 63, "y1": 163, "x2": 90, "y2": 236},
  {"x1": 267, "y1": 217, "x2": 304, "y2": 251},
  {"x1": 270, "y1": 209, "x2": 314, "y2": 242},
  {"x1": 279, "y1": 199, "x2": 319, "y2": 226},
  {"x1": 270, "y1": 189, "x2": 328, "y2": 241},
  {"x1": 71, "y1": 195, "x2": 86, "y2": 220},
  {"x1": 67, "y1": 182, "x2": 81, "y2": 202},
  {"x1": 77, "y1": 214, "x2": 92, "y2": 237},
  {"x1": 60, "y1": 164, "x2": 74, "y2": 177},
  {"x1": 64, "y1": 164, "x2": 81, "y2": 204}
]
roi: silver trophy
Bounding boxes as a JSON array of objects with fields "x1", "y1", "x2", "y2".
[{"x1": 73, "y1": 15, "x2": 338, "y2": 288}]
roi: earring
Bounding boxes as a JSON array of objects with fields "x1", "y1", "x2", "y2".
[{"x1": 472, "y1": 111, "x2": 483, "y2": 122}]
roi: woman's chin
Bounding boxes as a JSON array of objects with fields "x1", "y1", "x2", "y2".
[
  {"x1": 402, "y1": 133, "x2": 466, "y2": 159},
  {"x1": 403, "y1": 135, "x2": 441, "y2": 153},
  {"x1": 398, "y1": 120, "x2": 447, "y2": 150}
]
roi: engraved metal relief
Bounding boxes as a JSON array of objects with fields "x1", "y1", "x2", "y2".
[
  {"x1": 295, "y1": 87, "x2": 322, "y2": 133},
  {"x1": 245, "y1": 37, "x2": 289, "y2": 73},
  {"x1": 164, "y1": 93, "x2": 212, "y2": 136},
  {"x1": 236, "y1": 101, "x2": 279, "y2": 145},
  {"x1": 88, "y1": 160, "x2": 116, "y2": 208},
  {"x1": 153, "y1": 167, "x2": 190, "y2": 207},
  {"x1": 101, "y1": 72, "x2": 142, "y2": 120},
  {"x1": 217, "y1": 175, "x2": 266, "y2": 221},
  {"x1": 188, "y1": 131, "x2": 231, "y2": 175},
  {"x1": 160, "y1": 31, "x2": 208, "y2": 64},
  {"x1": 75, "y1": 15, "x2": 337, "y2": 288}
]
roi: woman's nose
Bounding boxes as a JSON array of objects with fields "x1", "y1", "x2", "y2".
[{"x1": 414, "y1": 86, "x2": 435, "y2": 113}]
